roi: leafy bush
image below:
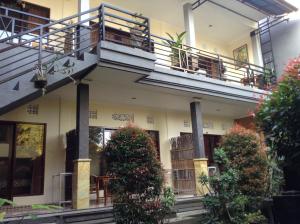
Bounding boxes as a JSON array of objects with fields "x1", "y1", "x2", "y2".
[
  {"x1": 199, "y1": 126, "x2": 268, "y2": 224},
  {"x1": 104, "y1": 126, "x2": 174, "y2": 224},
  {"x1": 199, "y1": 148, "x2": 267, "y2": 224},
  {"x1": 256, "y1": 57, "x2": 300, "y2": 191},
  {"x1": 219, "y1": 126, "x2": 268, "y2": 197}
]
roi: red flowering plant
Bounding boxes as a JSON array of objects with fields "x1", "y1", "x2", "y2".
[
  {"x1": 104, "y1": 126, "x2": 175, "y2": 224},
  {"x1": 255, "y1": 56, "x2": 300, "y2": 191}
]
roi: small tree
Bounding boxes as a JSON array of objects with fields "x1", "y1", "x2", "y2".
[
  {"x1": 256, "y1": 57, "x2": 300, "y2": 191},
  {"x1": 199, "y1": 126, "x2": 268, "y2": 224},
  {"x1": 104, "y1": 126, "x2": 174, "y2": 224},
  {"x1": 220, "y1": 126, "x2": 268, "y2": 198},
  {"x1": 199, "y1": 148, "x2": 267, "y2": 224}
]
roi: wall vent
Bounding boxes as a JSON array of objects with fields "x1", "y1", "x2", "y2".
[
  {"x1": 147, "y1": 116, "x2": 154, "y2": 124},
  {"x1": 183, "y1": 120, "x2": 190, "y2": 128},
  {"x1": 89, "y1": 110, "x2": 98, "y2": 120},
  {"x1": 27, "y1": 104, "x2": 39, "y2": 115}
]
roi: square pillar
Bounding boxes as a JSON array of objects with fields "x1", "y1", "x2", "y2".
[
  {"x1": 190, "y1": 101, "x2": 205, "y2": 158},
  {"x1": 190, "y1": 101, "x2": 208, "y2": 196},
  {"x1": 183, "y1": 3, "x2": 196, "y2": 48},
  {"x1": 250, "y1": 31, "x2": 264, "y2": 67},
  {"x1": 72, "y1": 159, "x2": 91, "y2": 209},
  {"x1": 194, "y1": 158, "x2": 209, "y2": 195},
  {"x1": 72, "y1": 83, "x2": 90, "y2": 209}
]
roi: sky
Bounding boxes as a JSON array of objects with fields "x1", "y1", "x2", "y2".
[{"x1": 286, "y1": 0, "x2": 300, "y2": 20}]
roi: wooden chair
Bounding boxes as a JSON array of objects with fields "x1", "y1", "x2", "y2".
[
  {"x1": 90, "y1": 175, "x2": 100, "y2": 204},
  {"x1": 90, "y1": 175, "x2": 116, "y2": 206}
]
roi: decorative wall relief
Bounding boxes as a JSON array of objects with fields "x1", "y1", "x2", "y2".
[
  {"x1": 204, "y1": 121, "x2": 214, "y2": 129},
  {"x1": 183, "y1": 120, "x2": 190, "y2": 128},
  {"x1": 147, "y1": 116, "x2": 154, "y2": 124},
  {"x1": 112, "y1": 113, "x2": 134, "y2": 122},
  {"x1": 26, "y1": 104, "x2": 39, "y2": 115},
  {"x1": 89, "y1": 110, "x2": 98, "y2": 120}
]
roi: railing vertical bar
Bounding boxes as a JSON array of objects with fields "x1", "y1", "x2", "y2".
[
  {"x1": 11, "y1": 18, "x2": 15, "y2": 44},
  {"x1": 147, "y1": 17, "x2": 151, "y2": 52},
  {"x1": 38, "y1": 28, "x2": 43, "y2": 67},
  {"x1": 101, "y1": 4, "x2": 105, "y2": 41}
]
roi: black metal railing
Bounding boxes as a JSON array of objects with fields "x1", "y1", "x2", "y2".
[
  {"x1": 151, "y1": 34, "x2": 276, "y2": 90},
  {"x1": 0, "y1": 3, "x2": 275, "y2": 90},
  {"x1": 99, "y1": 4, "x2": 151, "y2": 52},
  {"x1": 0, "y1": 6, "x2": 101, "y2": 84}
]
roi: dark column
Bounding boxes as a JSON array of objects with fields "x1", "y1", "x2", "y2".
[
  {"x1": 73, "y1": 83, "x2": 90, "y2": 209},
  {"x1": 76, "y1": 83, "x2": 89, "y2": 159},
  {"x1": 190, "y1": 101, "x2": 205, "y2": 158}
]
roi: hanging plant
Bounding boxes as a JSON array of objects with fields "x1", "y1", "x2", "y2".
[{"x1": 34, "y1": 65, "x2": 47, "y2": 90}]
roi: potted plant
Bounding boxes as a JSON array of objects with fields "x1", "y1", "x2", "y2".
[
  {"x1": 163, "y1": 32, "x2": 188, "y2": 71},
  {"x1": 256, "y1": 56, "x2": 300, "y2": 223},
  {"x1": 34, "y1": 65, "x2": 47, "y2": 89}
]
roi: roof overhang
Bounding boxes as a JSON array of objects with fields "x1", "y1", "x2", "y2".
[{"x1": 237, "y1": 0, "x2": 298, "y2": 15}]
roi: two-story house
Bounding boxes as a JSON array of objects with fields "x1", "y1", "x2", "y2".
[{"x1": 0, "y1": 0, "x2": 297, "y2": 220}]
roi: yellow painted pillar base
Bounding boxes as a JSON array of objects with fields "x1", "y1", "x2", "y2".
[
  {"x1": 72, "y1": 159, "x2": 91, "y2": 209},
  {"x1": 193, "y1": 158, "x2": 209, "y2": 196}
]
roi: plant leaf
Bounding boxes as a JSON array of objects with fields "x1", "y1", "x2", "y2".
[{"x1": 0, "y1": 212, "x2": 6, "y2": 221}]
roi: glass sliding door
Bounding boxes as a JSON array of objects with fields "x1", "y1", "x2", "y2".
[
  {"x1": 0, "y1": 121, "x2": 46, "y2": 199},
  {"x1": 13, "y1": 123, "x2": 45, "y2": 196},
  {"x1": 0, "y1": 124, "x2": 14, "y2": 199}
]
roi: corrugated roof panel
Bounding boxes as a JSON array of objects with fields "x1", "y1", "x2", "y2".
[{"x1": 240, "y1": 0, "x2": 297, "y2": 15}]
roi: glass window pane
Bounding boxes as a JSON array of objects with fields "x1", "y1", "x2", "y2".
[
  {"x1": 13, "y1": 124, "x2": 45, "y2": 196},
  {"x1": 89, "y1": 127, "x2": 104, "y2": 176}
]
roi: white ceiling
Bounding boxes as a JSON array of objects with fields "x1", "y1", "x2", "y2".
[
  {"x1": 97, "y1": 0, "x2": 266, "y2": 44},
  {"x1": 48, "y1": 66, "x2": 256, "y2": 119}
]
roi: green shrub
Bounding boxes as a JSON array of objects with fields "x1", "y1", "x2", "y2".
[
  {"x1": 220, "y1": 126, "x2": 268, "y2": 197},
  {"x1": 256, "y1": 62, "x2": 300, "y2": 191},
  {"x1": 199, "y1": 148, "x2": 267, "y2": 224},
  {"x1": 104, "y1": 126, "x2": 174, "y2": 224},
  {"x1": 199, "y1": 126, "x2": 269, "y2": 224}
]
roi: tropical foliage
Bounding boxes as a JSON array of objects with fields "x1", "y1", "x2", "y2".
[
  {"x1": 163, "y1": 32, "x2": 188, "y2": 68},
  {"x1": 255, "y1": 56, "x2": 300, "y2": 191},
  {"x1": 104, "y1": 126, "x2": 174, "y2": 224}
]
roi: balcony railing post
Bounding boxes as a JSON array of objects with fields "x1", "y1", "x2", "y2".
[
  {"x1": 11, "y1": 18, "x2": 15, "y2": 43},
  {"x1": 217, "y1": 54, "x2": 221, "y2": 80},
  {"x1": 179, "y1": 48, "x2": 182, "y2": 70},
  {"x1": 146, "y1": 17, "x2": 151, "y2": 52},
  {"x1": 38, "y1": 27, "x2": 43, "y2": 68},
  {"x1": 100, "y1": 4, "x2": 105, "y2": 41},
  {"x1": 75, "y1": 24, "x2": 80, "y2": 59}
]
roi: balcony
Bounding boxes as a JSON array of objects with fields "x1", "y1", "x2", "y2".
[
  {"x1": 0, "y1": 3, "x2": 275, "y2": 93},
  {"x1": 97, "y1": 4, "x2": 275, "y2": 91}
]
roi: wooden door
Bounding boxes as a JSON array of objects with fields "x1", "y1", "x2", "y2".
[{"x1": 0, "y1": 124, "x2": 14, "y2": 200}]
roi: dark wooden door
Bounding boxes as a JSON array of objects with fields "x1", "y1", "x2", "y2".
[
  {"x1": 204, "y1": 134, "x2": 221, "y2": 165},
  {"x1": 0, "y1": 124, "x2": 14, "y2": 200},
  {"x1": 146, "y1": 130, "x2": 160, "y2": 160},
  {"x1": 180, "y1": 132, "x2": 221, "y2": 165}
]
